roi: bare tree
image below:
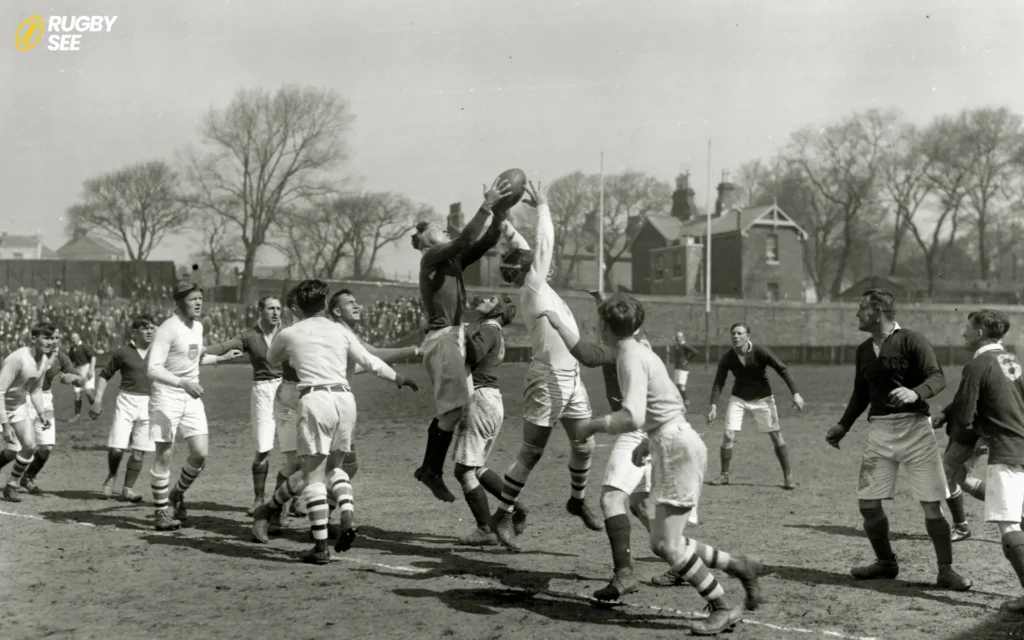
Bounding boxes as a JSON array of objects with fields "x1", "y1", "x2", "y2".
[
  {"x1": 347, "y1": 192, "x2": 431, "y2": 279},
  {"x1": 183, "y1": 85, "x2": 354, "y2": 301},
  {"x1": 193, "y1": 212, "x2": 241, "y2": 286},
  {"x1": 546, "y1": 171, "x2": 600, "y2": 287},
  {"x1": 65, "y1": 160, "x2": 189, "y2": 262},
  {"x1": 879, "y1": 122, "x2": 932, "y2": 275},
  {"x1": 587, "y1": 170, "x2": 671, "y2": 290}
]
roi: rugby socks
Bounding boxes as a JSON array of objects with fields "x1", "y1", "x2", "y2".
[
  {"x1": 669, "y1": 543, "x2": 725, "y2": 602},
  {"x1": 124, "y1": 455, "x2": 144, "y2": 490},
  {"x1": 568, "y1": 439, "x2": 594, "y2": 501},
  {"x1": 419, "y1": 418, "x2": 439, "y2": 471},
  {"x1": 252, "y1": 459, "x2": 269, "y2": 499},
  {"x1": 0, "y1": 448, "x2": 17, "y2": 470},
  {"x1": 946, "y1": 489, "x2": 967, "y2": 525},
  {"x1": 860, "y1": 506, "x2": 895, "y2": 561},
  {"x1": 686, "y1": 537, "x2": 732, "y2": 571},
  {"x1": 1002, "y1": 531, "x2": 1024, "y2": 587},
  {"x1": 272, "y1": 473, "x2": 305, "y2": 509},
  {"x1": 719, "y1": 447, "x2": 732, "y2": 476},
  {"x1": 962, "y1": 476, "x2": 986, "y2": 501},
  {"x1": 475, "y1": 467, "x2": 504, "y2": 498},
  {"x1": 107, "y1": 449, "x2": 124, "y2": 478},
  {"x1": 773, "y1": 443, "x2": 791, "y2": 478},
  {"x1": 327, "y1": 468, "x2": 354, "y2": 517},
  {"x1": 342, "y1": 449, "x2": 359, "y2": 479},
  {"x1": 302, "y1": 483, "x2": 330, "y2": 542},
  {"x1": 925, "y1": 517, "x2": 954, "y2": 565},
  {"x1": 24, "y1": 448, "x2": 50, "y2": 480},
  {"x1": 74, "y1": 397, "x2": 82, "y2": 417},
  {"x1": 497, "y1": 444, "x2": 543, "y2": 513},
  {"x1": 7, "y1": 453, "x2": 33, "y2": 487},
  {"x1": 605, "y1": 514, "x2": 633, "y2": 573},
  {"x1": 174, "y1": 461, "x2": 203, "y2": 496},
  {"x1": 456, "y1": 468, "x2": 491, "y2": 528},
  {"x1": 151, "y1": 469, "x2": 171, "y2": 513},
  {"x1": 427, "y1": 424, "x2": 454, "y2": 474}
]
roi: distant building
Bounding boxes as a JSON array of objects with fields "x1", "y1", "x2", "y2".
[
  {"x1": 0, "y1": 233, "x2": 57, "y2": 260},
  {"x1": 839, "y1": 275, "x2": 1023, "y2": 305},
  {"x1": 630, "y1": 174, "x2": 809, "y2": 301},
  {"x1": 57, "y1": 229, "x2": 126, "y2": 261}
]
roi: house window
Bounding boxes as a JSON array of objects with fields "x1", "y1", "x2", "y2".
[
  {"x1": 653, "y1": 254, "x2": 665, "y2": 281},
  {"x1": 673, "y1": 250, "x2": 684, "y2": 278},
  {"x1": 766, "y1": 233, "x2": 779, "y2": 264},
  {"x1": 766, "y1": 282, "x2": 780, "y2": 301}
]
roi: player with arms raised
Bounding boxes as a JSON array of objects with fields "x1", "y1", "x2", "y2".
[
  {"x1": 146, "y1": 281, "x2": 242, "y2": 531},
  {"x1": 411, "y1": 176, "x2": 513, "y2": 503},
  {"x1": 826, "y1": 288, "x2": 971, "y2": 590},
  {"x1": 574, "y1": 295, "x2": 758, "y2": 636},
  {"x1": 707, "y1": 323, "x2": 804, "y2": 489},
  {"x1": 0, "y1": 322, "x2": 57, "y2": 502},
  {"x1": 488, "y1": 180, "x2": 603, "y2": 550},
  {"x1": 942, "y1": 310, "x2": 1024, "y2": 610}
]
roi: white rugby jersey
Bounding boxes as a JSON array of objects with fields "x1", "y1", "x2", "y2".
[
  {"x1": 267, "y1": 316, "x2": 396, "y2": 389},
  {"x1": 1, "y1": 347, "x2": 51, "y2": 411},
  {"x1": 147, "y1": 313, "x2": 204, "y2": 390}
]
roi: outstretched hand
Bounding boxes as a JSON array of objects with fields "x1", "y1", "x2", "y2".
[
  {"x1": 483, "y1": 177, "x2": 513, "y2": 211},
  {"x1": 522, "y1": 180, "x2": 546, "y2": 208}
]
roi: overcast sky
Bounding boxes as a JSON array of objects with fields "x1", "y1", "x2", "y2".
[{"x1": 2, "y1": 0, "x2": 1021, "y2": 279}]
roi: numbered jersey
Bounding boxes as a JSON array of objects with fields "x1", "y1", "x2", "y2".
[{"x1": 952, "y1": 344, "x2": 1024, "y2": 466}]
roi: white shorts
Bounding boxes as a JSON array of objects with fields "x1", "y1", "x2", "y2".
[
  {"x1": 273, "y1": 381, "x2": 300, "y2": 454},
  {"x1": 298, "y1": 388, "x2": 356, "y2": 457},
  {"x1": 28, "y1": 391, "x2": 56, "y2": 447},
  {"x1": 649, "y1": 419, "x2": 706, "y2": 513},
  {"x1": 4, "y1": 401, "x2": 31, "y2": 425},
  {"x1": 724, "y1": 396, "x2": 780, "y2": 433},
  {"x1": 673, "y1": 369, "x2": 690, "y2": 388},
  {"x1": 251, "y1": 378, "x2": 282, "y2": 454},
  {"x1": 150, "y1": 390, "x2": 208, "y2": 443},
  {"x1": 857, "y1": 413, "x2": 949, "y2": 503},
  {"x1": 74, "y1": 365, "x2": 95, "y2": 392},
  {"x1": 422, "y1": 326, "x2": 473, "y2": 418},
  {"x1": 453, "y1": 387, "x2": 504, "y2": 467},
  {"x1": 107, "y1": 392, "x2": 153, "y2": 452},
  {"x1": 985, "y1": 464, "x2": 1024, "y2": 523},
  {"x1": 603, "y1": 430, "x2": 651, "y2": 494},
  {"x1": 523, "y1": 361, "x2": 592, "y2": 427}
]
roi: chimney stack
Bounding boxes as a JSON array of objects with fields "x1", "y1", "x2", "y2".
[
  {"x1": 714, "y1": 170, "x2": 741, "y2": 217},
  {"x1": 447, "y1": 202, "x2": 464, "y2": 236},
  {"x1": 671, "y1": 172, "x2": 698, "y2": 222}
]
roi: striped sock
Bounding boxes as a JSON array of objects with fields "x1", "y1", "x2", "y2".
[
  {"x1": 568, "y1": 441, "x2": 593, "y2": 500},
  {"x1": 568, "y1": 464, "x2": 590, "y2": 501},
  {"x1": 685, "y1": 538, "x2": 732, "y2": 571},
  {"x1": 271, "y1": 473, "x2": 304, "y2": 509},
  {"x1": 7, "y1": 453, "x2": 34, "y2": 487},
  {"x1": 669, "y1": 543, "x2": 725, "y2": 602},
  {"x1": 174, "y1": 461, "x2": 203, "y2": 495},
  {"x1": 327, "y1": 468, "x2": 353, "y2": 515},
  {"x1": 151, "y1": 470, "x2": 171, "y2": 513},
  {"x1": 498, "y1": 463, "x2": 530, "y2": 513},
  {"x1": 303, "y1": 483, "x2": 330, "y2": 542}
]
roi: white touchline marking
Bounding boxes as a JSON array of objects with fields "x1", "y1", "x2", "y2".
[{"x1": 0, "y1": 511, "x2": 934, "y2": 640}]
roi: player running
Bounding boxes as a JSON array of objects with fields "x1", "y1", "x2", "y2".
[
  {"x1": 575, "y1": 295, "x2": 759, "y2": 635},
  {"x1": 205, "y1": 296, "x2": 286, "y2": 515},
  {"x1": 0, "y1": 322, "x2": 58, "y2": 502},
  {"x1": 146, "y1": 281, "x2": 242, "y2": 531},
  {"x1": 91, "y1": 314, "x2": 158, "y2": 502},
  {"x1": 259, "y1": 279, "x2": 418, "y2": 563},
  {"x1": 488, "y1": 180, "x2": 603, "y2": 551},
  {"x1": 826, "y1": 288, "x2": 971, "y2": 591},
  {"x1": 707, "y1": 323, "x2": 804, "y2": 489},
  {"x1": 411, "y1": 176, "x2": 514, "y2": 503}
]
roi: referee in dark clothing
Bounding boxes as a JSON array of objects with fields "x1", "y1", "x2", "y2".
[{"x1": 826, "y1": 288, "x2": 971, "y2": 591}]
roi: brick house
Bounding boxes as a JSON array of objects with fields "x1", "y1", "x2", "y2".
[
  {"x1": 630, "y1": 174, "x2": 808, "y2": 301},
  {"x1": 57, "y1": 229, "x2": 126, "y2": 261}
]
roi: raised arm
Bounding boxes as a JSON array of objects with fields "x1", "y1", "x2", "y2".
[
  {"x1": 459, "y1": 211, "x2": 508, "y2": 269},
  {"x1": 347, "y1": 333, "x2": 400, "y2": 384},
  {"x1": 422, "y1": 206, "x2": 493, "y2": 267},
  {"x1": 204, "y1": 335, "x2": 245, "y2": 357},
  {"x1": 524, "y1": 202, "x2": 553, "y2": 288},
  {"x1": 352, "y1": 343, "x2": 419, "y2": 375}
]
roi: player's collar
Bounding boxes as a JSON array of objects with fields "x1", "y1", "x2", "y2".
[{"x1": 974, "y1": 342, "x2": 1004, "y2": 359}]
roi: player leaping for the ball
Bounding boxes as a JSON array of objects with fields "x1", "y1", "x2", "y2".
[
  {"x1": 0, "y1": 322, "x2": 57, "y2": 503},
  {"x1": 261, "y1": 279, "x2": 418, "y2": 564},
  {"x1": 411, "y1": 176, "x2": 514, "y2": 503},
  {"x1": 574, "y1": 295, "x2": 758, "y2": 635},
  {"x1": 707, "y1": 323, "x2": 804, "y2": 489},
  {"x1": 145, "y1": 281, "x2": 243, "y2": 532},
  {"x1": 488, "y1": 180, "x2": 603, "y2": 551},
  {"x1": 90, "y1": 314, "x2": 159, "y2": 503}
]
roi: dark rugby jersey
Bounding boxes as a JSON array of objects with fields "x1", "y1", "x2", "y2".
[
  {"x1": 43, "y1": 351, "x2": 76, "y2": 392},
  {"x1": 671, "y1": 343, "x2": 698, "y2": 371},
  {"x1": 711, "y1": 343, "x2": 798, "y2": 403},
  {"x1": 99, "y1": 343, "x2": 151, "y2": 394},
  {"x1": 209, "y1": 325, "x2": 282, "y2": 381},
  {"x1": 838, "y1": 327, "x2": 945, "y2": 429},
  {"x1": 948, "y1": 344, "x2": 1024, "y2": 466},
  {"x1": 282, "y1": 360, "x2": 299, "y2": 383},
  {"x1": 569, "y1": 339, "x2": 621, "y2": 410},
  {"x1": 466, "y1": 321, "x2": 504, "y2": 390},
  {"x1": 68, "y1": 343, "x2": 95, "y2": 367},
  {"x1": 419, "y1": 209, "x2": 502, "y2": 331}
]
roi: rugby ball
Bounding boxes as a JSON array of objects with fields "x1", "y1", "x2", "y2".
[{"x1": 497, "y1": 168, "x2": 527, "y2": 209}]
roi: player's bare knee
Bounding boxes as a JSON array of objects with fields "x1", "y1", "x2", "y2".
[
  {"x1": 37, "y1": 445, "x2": 53, "y2": 454},
  {"x1": 721, "y1": 432, "x2": 736, "y2": 449},
  {"x1": 341, "y1": 451, "x2": 358, "y2": 478},
  {"x1": 517, "y1": 443, "x2": 544, "y2": 470},
  {"x1": 253, "y1": 451, "x2": 269, "y2": 464},
  {"x1": 129, "y1": 449, "x2": 145, "y2": 462},
  {"x1": 438, "y1": 408, "x2": 462, "y2": 432},
  {"x1": 650, "y1": 534, "x2": 679, "y2": 561},
  {"x1": 455, "y1": 464, "x2": 479, "y2": 492},
  {"x1": 569, "y1": 435, "x2": 595, "y2": 457},
  {"x1": 858, "y1": 500, "x2": 885, "y2": 521},
  {"x1": 600, "y1": 486, "x2": 629, "y2": 517},
  {"x1": 920, "y1": 501, "x2": 943, "y2": 519},
  {"x1": 629, "y1": 492, "x2": 649, "y2": 517},
  {"x1": 769, "y1": 432, "x2": 785, "y2": 447},
  {"x1": 999, "y1": 522, "x2": 1023, "y2": 536}
]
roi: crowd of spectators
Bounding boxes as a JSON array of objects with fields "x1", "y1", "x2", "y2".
[{"x1": 0, "y1": 287, "x2": 425, "y2": 357}]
